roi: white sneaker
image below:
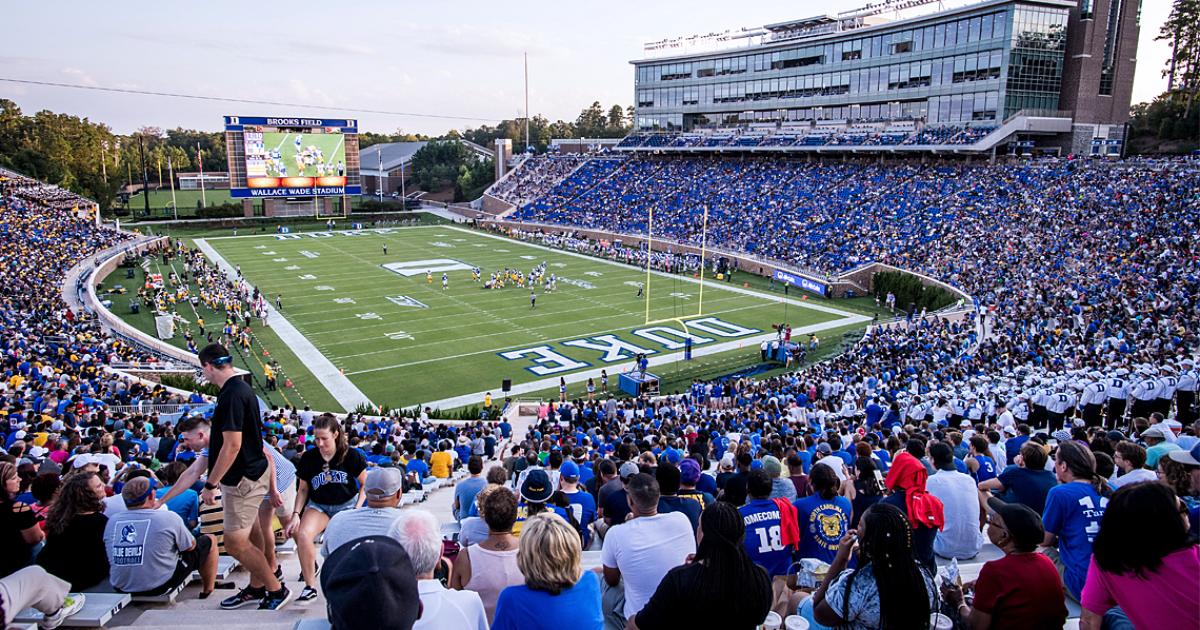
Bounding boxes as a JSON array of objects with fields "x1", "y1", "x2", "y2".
[{"x1": 41, "y1": 593, "x2": 85, "y2": 629}]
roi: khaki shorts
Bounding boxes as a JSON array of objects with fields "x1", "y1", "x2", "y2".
[{"x1": 222, "y1": 475, "x2": 270, "y2": 533}]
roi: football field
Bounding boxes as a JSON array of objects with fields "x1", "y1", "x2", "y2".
[
  {"x1": 194, "y1": 226, "x2": 869, "y2": 410},
  {"x1": 266, "y1": 131, "x2": 345, "y2": 178}
]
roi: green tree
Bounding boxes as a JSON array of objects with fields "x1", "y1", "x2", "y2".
[{"x1": 410, "y1": 139, "x2": 497, "y2": 202}]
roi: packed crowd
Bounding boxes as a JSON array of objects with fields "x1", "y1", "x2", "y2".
[
  {"x1": 487, "y1": 155, "x2": 588, "y2": 208},
  {"x1": 0, "y1": 167, "x2": 96, "y2": 212},
  {"x1": 2, "y1": 153, "x2": 1199, "y2": 629},
  {"x1": 614, "y1": 124, "x2": 997, "y2": 150}
]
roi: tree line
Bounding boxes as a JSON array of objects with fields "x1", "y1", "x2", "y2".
[
  {"x1": 1129, "y1": 0, "x2": 1200, "y2": 153},
  {"x1": 0, "y1": 98, "x2": 632, "y2": 212}
]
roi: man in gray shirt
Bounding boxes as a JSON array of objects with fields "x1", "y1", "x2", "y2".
[
  {"x1": 321, "y1": 467, "x2": 405, "y2": 557},
  {"x1": 105, "y1": 477, "x2": 218, "y2": 596}
]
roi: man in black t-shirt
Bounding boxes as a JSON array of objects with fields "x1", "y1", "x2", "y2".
[{"x1": 197, "y1": 343, "x2": 290, "y2": 611}]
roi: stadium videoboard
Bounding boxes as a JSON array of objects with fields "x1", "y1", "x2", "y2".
[{"x1": 224, "y1": 116, "x2": 361, "y2": 198}]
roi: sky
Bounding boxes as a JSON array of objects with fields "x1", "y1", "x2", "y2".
[{"x1": 0, "y1": 0, "x2": 1174, "y2": 136}]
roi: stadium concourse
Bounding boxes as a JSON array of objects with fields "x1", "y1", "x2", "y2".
[{"x1": 1, "y1": 153, "x2": 1198, "y2": 630}]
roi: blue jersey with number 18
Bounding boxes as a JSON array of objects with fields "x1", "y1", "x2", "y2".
[{"x1": 738, "y1": 498, "x2": 794, "y2": 577}]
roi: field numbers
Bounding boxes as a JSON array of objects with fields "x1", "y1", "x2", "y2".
[
  {"x1": 273, "y1": 258, "x2": 288, "y2": 262},
  {"x1": 298, "y1": 274, "x2": 317, "y2": 280},
  {"x1": 285, "y1": 265, "x2": 300, "y2": 271},
  {"x1": 385, "y1": 331, "x2": 414, "y2": 341},
  {"x1": 584, "y1": 271, "x2": 603, "y2": 277},
  {"x1": 357, "y1": 312, "x2": 382, "y2": 320},
  {"x1": 429, "y1": 242, "x2": 453, "y2": 248},
  {"x1": 669, "y1": 292, "x2": 693, "y2": 300},
  {"x1": 334, "y1": 298, "x2": 356, "y2": 305},
  {"x1": 300, "y1": 251, "x2": 320, "y2": 259},
  {"x1": 314, "y1": 285, "x2": 335, "y2": 291},
  {"x1": 261, "y1": 251, "x2": 276, "y2": 255}
]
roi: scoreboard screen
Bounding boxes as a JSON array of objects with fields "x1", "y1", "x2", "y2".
[{"x1": 225, "y1": 116, "x2": 361, "y2": 198}]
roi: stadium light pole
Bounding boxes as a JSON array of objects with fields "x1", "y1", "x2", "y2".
[
  {"x1": 377, "y1": 149, "x2": 383, "y2": 203},
  {"x1": 524, "y1": 52, "x2": 530, "y2": 152}
]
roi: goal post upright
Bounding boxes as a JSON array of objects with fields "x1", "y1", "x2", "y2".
[
  {"x1": 644, "y1": 205, "x2": 653, "y2": 326},
  {"x1": 697, "y1": 203, "x2": 709, "y2": 318}
]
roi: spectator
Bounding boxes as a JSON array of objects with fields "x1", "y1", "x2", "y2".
[
  {"x1": 452, "y1": 456, "x2": 487, "y2": 523},
  {"x1": 391, "y1": 509, "x2": 488, "y2": 630},
  {"x1": 630, "y1": 501, "x2": 772, "y2": 629},
  {"x1": 739, "y1": 468, "x2": 797, "y2": 617},
  {"x1": 980, "y1": 442, "x2": 1057, "y2": 514},
  {"x1": 808, "y1": 503, "x2": 937, "y2": 629},
  {"x1": 655, "y1": 462, "x2": 700, "y2": 532},
  {"x1": 0, "y1": 565, "x2": 85, "y2": 629},
  {"x1": 793, "y1": 463, "x2": 852, "y2": 564},
  {"x1": 926, "y1": 442, "x2": 984, "y2": 560},
  {"x1": 1042, "y1": 440, "x2": 1111, "y2": 602},
  {"x1": 155, "y1": 461, "x2": 199, "y2": 530},
  {"x1": 104, "y1": 476, "x2": 219, "y2": 597},
  {"x1": 941, "y1": 497, "x2": 1067, "y2": 629},
  {"x1": 1111, "y1": 441, "x2": 1156, "y2": 488},
  {"x1": 430, "y1": 440, "x2": 454, "y2": 479},
  {"x1": 601, "y1": 461, "x2": 640, "y2": 529},
  {"x1": 196, "y1": 343, "x2": 288, "y2": 611},
  {"x1": 763, "y1": 455, "x2": 796, "y2": 500},
  {"x1": 288, "y1": 413, "x2": 368, "y2": 602},
  {"x1": 321, "y1": 467, "x2": 405, "y2": 557},
  {"x1": 321, "y1": 536, "x2": 422, "y2": 630},
  {"x1": 787, "y1": 454, "x2": 812, "y2": 499},
  {"x1": 677, "y1": 458, "x2": 715, "y2": 512},
  {"x1": 849, "y1": 457, "x2": 883, "y2": 529},
  {"x1": 491, "y1": 512, "x2": 603, "y2": 630},
  {"x1": 1081, "y1": 482, "x2": 1200, "y2": 629},
  {"x1": 1167, "y1": 442, "x2": 1200, "y2": 537},
  {"x1": 559, "y1": 460, "x2": 597, "y2": 548},
  {"x1": 450, "y1": 482, "x2": 522, "y2": 623},
  {"x1": 514, "y1": 469, "x2": 570, "y2": 536},
  {"x1": 601, "y1": 472, "x2": 695, "y2": 630},
  {"x1": 37, "y1": 471, "x2": 109, "y2": 591},
  {"x1": 0, "y1": 461, "x2": 43, "y2": 577},
  {"x1": 1141, "y1": 425, "x2": 1181, "y2": 469},
  {"x1": 881, "y1": 452, "x2": 944, "y2": 572}
]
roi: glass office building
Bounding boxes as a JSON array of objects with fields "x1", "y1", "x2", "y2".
[{"x1": 632, "y1": 0, "x2": 1072, "y2": 131}]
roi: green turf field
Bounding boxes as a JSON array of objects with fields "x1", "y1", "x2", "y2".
[
  {"x1": 262, "y1": 131, "x2": 345, "y2": 178},
  {"x1": 170, "y1": 225, "x2": 867, "y2": 410}
]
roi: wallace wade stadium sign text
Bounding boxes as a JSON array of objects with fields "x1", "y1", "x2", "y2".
[
  {"x1": 498, "y1": 317, "x2": 760, "y2": 375},
  {"x1": 232, "y1": 185, "x2": 361, "y2": 198}
]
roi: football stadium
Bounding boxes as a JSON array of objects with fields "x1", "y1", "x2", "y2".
[{"x1": 1, "y1": 0, "x2": 1198, "y2": 629}]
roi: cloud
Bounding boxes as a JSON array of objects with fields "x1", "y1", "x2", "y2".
[
  {"x1": 404, "y1": 23, "x2": 562, "y2": 59},
  {"x1": 285, "y1": 41, "x2": 374, "y2": 57},
  {"x1": 61, "y1": 67, "x2": 99, "y2": 87}
]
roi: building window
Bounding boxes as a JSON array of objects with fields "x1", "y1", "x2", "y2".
[
  {"x1": 1099, "y1": 0, "x2": 1123, "y2": 95},
  {"x1": 893, "y1": 41, "x2": 913, "y2": 54},
  {"x1": 1080, "y1": 0, "x2": 1093, "y2": 20}
]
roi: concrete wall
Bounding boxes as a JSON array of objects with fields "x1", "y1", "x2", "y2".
[{"x1": 85, "y1": 236, "x2": 204, "y2": 368}]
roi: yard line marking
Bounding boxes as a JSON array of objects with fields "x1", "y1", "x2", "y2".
[
  {"x1": 194, "y1": 238, "x2": 373, "y2": 412},
  {"x1": 447, "y1": 226, "x2": 855, "y2": 318}
]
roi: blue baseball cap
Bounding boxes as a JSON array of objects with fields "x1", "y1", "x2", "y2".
[
  {"x1": 560, "y1": 460, "x2": 580, "y2": 480},
  {"x1": 663, "y1": 449, "x2": 682, "y2": 465}
]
